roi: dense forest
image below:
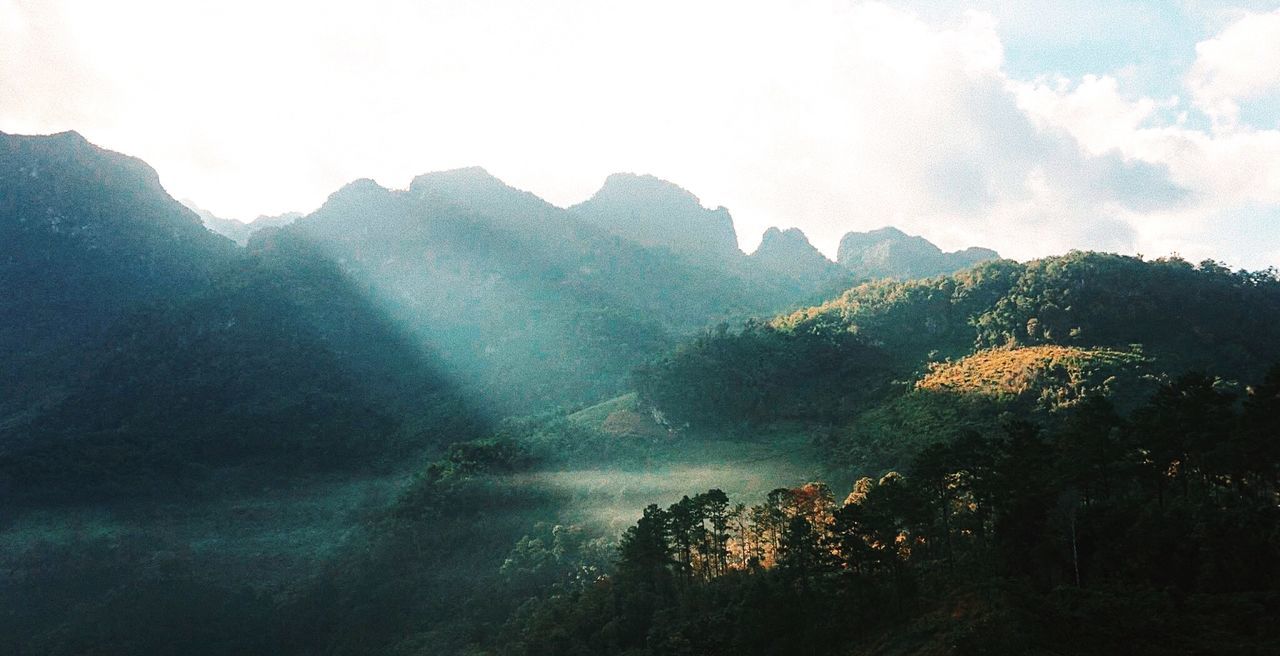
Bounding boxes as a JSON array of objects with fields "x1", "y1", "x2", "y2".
[
  {"x1": 2, "y1": 131, "x2": 1279, "y2": 655},
  {"x1": 506, "y1": 372, "x2": 1280, "y2": 654}
]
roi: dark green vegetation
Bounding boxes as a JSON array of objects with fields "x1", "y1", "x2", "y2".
[
  {"x1": 2, "y1": 131, "x2": 1278, "y2": 655},
  {"x1": 0, "y1": 131, "x2": 861, "y2": 502},
  {"x1": 0, "y1": 131, "x2": 236, "y2": 424},
  {"x1": 505, "y1": 377, "x2": 1280, "y2": 655},
  {"x1": 0, "y1": 133, "x2": 482, "y2": 504}
]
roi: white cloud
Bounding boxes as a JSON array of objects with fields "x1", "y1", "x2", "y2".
[
  {"x1": 0, "y1": 1, "x2": 1276, "y2": 268},
  {"x1": 1187, "y1": 8, "x2": 1280, "y2": 128},
  {"x1": 1008, "y1": 8, "x2": 1280, "y2": 270}
]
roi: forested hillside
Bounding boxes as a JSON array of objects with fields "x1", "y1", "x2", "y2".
[
  {"x1": 783, "y1": 252, "x2": 1280, "y2": 377},
  {"x1": 2, "y1": 131, "x2": 1276, "y2": 656},
  {"x1": 506, "y1": 371, "x2": 1280, "y2": 654},
  {"x1": 0, "y1": 133, "x2": 861, "y2": 503},
  {"x1": 637, "y1": 253, "x2": 1280, "y2": 429},
  {"x1": 530, "y1": 252, "x2": 1280, "y2": 655},
  {"x1": 0, "y1": 234, "x2": 485, "y2": 503},
  {"x1": 0, "y1": 131, "x2": 237, "y2": 424},
  {"x1": 277, "y1": 169, "x2": 838, "y2": 413}
]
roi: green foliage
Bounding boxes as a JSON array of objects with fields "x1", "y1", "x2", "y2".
[
  {"x1": 634, "y1": 320, "x2": 895, "y2": 428},
  {"x1": 501, "y1": 524, "x2": 614, "y2": 595},
  {"x1": 0, "y1": 237, "x2": 487, "y2": 504},
  {"x1": 971, "y1": 255, "x2": 1280, "y2": 371},
  {"x1": 777, "y1": 257, "x2": 1025, "y2": 360},
  {"x1": 502, "y1": 370, "x2": 1280, "y2": 655},
  {"x1": 836, "y1": 389, "x2": 1005, "y2": 474},
  {"x1": 777, "y1": 252, "x2": 1280, "y2": 383},
  {"x1": 8, "y1": 130, "x2": 1280, "y2": 655}
]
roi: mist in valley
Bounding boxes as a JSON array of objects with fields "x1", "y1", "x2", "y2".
[{"x1": 6, "y1": 2, "x2": 1280, "y2": 654}]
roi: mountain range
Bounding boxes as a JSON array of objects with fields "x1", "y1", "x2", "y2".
[
  {"x1": 184, "y1": 203, "x2": 300, "y2": 246},
  {"x1": 195, "y1": 169, "x2": 997, "y2": 282},
  {"x1": 3, "y1": 129, "x2": 1279, "y2": 655},
  {"x1": 0, "y1": 130, "x2": 994, "y2": 500}
]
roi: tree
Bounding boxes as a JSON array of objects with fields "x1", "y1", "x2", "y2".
[
  {"x1": 834, "y1": 472, "x2": 924, "y2": 578},
  {"x1": 1239, "y1": 364, "x2": 1280, "y2": 493},
  {"x1": 1052, "y1": 395, "x2": 1126, "y2": 504},
  {"x1": 617, "y1": 504, "x2": 674, "y2": 594},
  {"x1": 910, "y1": 442, "x2": 959, "y2": 567},
  {"x1": 1130, "y1": 373, "x2": 1235, "y2": 504},
  {"x1": 695, "y1": 489, "x2": 731, "y2": 577},
  {"x1": 666, "y1": 496, "x2": 701, "y2": 582},
  {"x1": 989, "y1": 420, "x2": 1055, "y2": 583},
  {"x1": 777, "y1": 515, "x2": 833, "y2": 585}
]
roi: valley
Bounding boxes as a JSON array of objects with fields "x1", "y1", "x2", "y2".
[{"x1": 1, "y1": 130, "x2": 1277, "y2": 655}]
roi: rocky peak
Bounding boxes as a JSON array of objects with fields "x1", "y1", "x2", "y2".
[{"x1": 570, "y1": 173, "x2": 739, "y2": 260}]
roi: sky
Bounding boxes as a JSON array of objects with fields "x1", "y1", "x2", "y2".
[{"x1": 2, "y1": 0, "x2": 1280, "y2": 268}]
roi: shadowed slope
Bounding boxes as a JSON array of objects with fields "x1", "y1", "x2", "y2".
[
  {"x1": 0, "y1": 130, "x2": 238, "y2": 424},
  {"x1": 0, "y1": 134, "x2": 485, "y2": 503}
]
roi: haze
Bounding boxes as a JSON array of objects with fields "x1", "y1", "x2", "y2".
[{"x1": 3, "y1": 0, "x2": 1279, "y2": 266}]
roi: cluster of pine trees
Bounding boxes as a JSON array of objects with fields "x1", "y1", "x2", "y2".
[{"x1": 501, "y1": 370, "x2": 1280, "y2": 655}]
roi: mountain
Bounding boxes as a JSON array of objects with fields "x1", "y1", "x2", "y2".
[
  {"x1": 0, "y1": 131, "x2": 852, "y2": 491},
  {"x1": 570, "y1": 172, "x2": 740, "y2": 262},
  {"x1": 276, "y1": 169, "x2": 825, "y2": 413},
  {"x1": 508, "y1": 252, "x2": 1280, "y2": 656},
  {"x1": 188, "y1": 204, "x2": 251, "y2": 243},
  {"x1": 4, "y1": 130, "x2": 1278, "y2": 656},
  {"x1": 248, "y1": 211, "x2": 300, "y2": 230},
  {"x1": 187, "y1": 201, "x2": 301, "y2": 245},
  {"x1": 0, "y1": 130, "x2": 238, "y2": 423},
  {"x1": 638, "y1": 251, "x2": 1280, "y2": 434},
  {"x1": 0, "y1": 133, "x2": 481, "y2": 501},
  {"x1": 750, "y1": 226, "x2": 845, "y2": 283},
  {"x1": 409, "y1": 166, "x2": 564, "y2": 227},
  {"x1": 836, "y1": 226, "x2": 998, "y2": 279}
]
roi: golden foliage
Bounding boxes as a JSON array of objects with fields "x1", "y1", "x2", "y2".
[{"x1": 916, "y1": 345, "x2": 1145, "y2": 408}]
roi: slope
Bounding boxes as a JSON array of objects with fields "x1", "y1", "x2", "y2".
[
  {"x1": 0, "y1": 135, "x2": 484, "y2": 503},
  {"x1": 278, "y1": 169, "x2": 842, "y2": 413},
  {"x1": 0, "y1": 130, "x2": 238, "y2": 426}
]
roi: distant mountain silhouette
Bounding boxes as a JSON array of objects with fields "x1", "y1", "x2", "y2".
[
  {"x1": 410, "y1": 166, "x2": 564, "y2": 227},
  {"x1": 570, "y1": 173, "x2": 740, "y2": 262},
  {"x1": 837, "y1": 226, "x2": 998, "y2": 279},
  {"x1": 750, "y1": 227, "x2": 845, "y2": 283},
  {"x1": 187, "y1": 201, "x2": 301, "y2": 245},
  {"x1": 280, "y1": 168, "x2": 825, "y2": 413}
]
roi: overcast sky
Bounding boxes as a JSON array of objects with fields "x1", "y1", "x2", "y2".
[{"x1": 3, "y1": 0, "x2": 1279, "y2": 267}]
